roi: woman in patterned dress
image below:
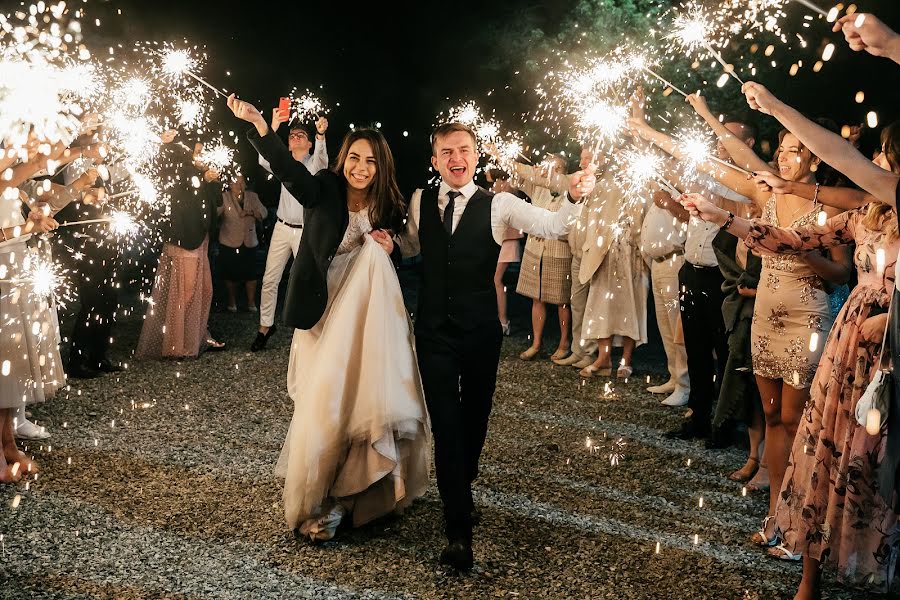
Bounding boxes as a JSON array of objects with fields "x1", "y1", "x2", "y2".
[
  {"x1": 631, "y1": 99, "x2": 853, "y2": 541},
  {"x1": 685, "y1": 154, "x2": 900, "y2": 597}
]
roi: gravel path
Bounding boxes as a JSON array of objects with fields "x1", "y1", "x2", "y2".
[{"x1": 0, "y1": 307, "x2": 874, "y2": 599}]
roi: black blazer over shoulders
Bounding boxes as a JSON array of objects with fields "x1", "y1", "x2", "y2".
[{"x1": 248, "y1": 127, "x2": 349, "y2": 330}]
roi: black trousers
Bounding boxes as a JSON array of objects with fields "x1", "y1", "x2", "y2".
[
  {"x1": 65, "y1": 239, "x2": 118, "y2": 368},
  {"x1": 678, "y1": 262, "x2": 729, "y2": 431},
  {"x1": 415, "y1": 320, "x2": 503, "y2": 540}
]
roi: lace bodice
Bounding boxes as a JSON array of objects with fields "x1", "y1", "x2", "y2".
[
  {"x1": 761, "y1": 194, "x2": 822, "y2": 275},
  {"x1": 336, "y1": 210, "x2": 372, "y2": 255}
]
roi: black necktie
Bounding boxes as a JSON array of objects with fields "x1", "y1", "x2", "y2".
[{"x1": 444, "y1": 190, "x2": 461, "y2": 235}]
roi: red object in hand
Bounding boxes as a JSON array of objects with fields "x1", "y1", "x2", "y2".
[{"x1": 278, "y1": 97, "x2": 291, "y2": 120}]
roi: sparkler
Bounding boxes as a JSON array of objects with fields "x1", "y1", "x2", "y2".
[
  {"x1": 290, "y1": 89, "x2": 328, "y2": 123},
  {"x1": 197, "y1": 140, "x2": 235, "y2": 174},
  {"x1": 5, "y1": 250, "x2": 69, "y2": 304},
  {"x1": 152, "y1": 47, "x2": 228, "y2": 98},
  {"x1": 670, "y1": 6, "x2": 745, "y2": 85}
]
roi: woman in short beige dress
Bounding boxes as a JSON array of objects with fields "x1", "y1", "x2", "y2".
[{"x1": 513, "y1": 156, "x2": 573, "y2": 361}]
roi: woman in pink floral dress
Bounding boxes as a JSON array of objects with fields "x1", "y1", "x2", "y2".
[{"x1": 684, "y1": 191, "x2": 900, "y2": 598}]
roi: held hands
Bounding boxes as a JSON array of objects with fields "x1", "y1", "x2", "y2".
[
  {"x1": 741, "y1": 82, "x2": 782, "y2": 116},
  {"x1": 680, "y1": 193, "x2": 727, "y2": 224},
  {"x1": 833, "y1": 13, "x2": 900, "y2": 59},
  {"x1": 860, "y1": 312, "x2": 889, "y2": 343},
  {"x1": 568, "y1": 165, "x2": 597, "y2": 200},
  {"x1": 203, "y1": 169, "x2": 220, "y2": 183},
  {"x1": 370, "y1": 229, "x2": 394, "y2": 255},
  {"x1": 227, "y1": 94, "x2": 268, "y2": 135}
]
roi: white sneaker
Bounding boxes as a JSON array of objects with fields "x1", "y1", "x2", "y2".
[
  {"x1": 661, "y1": 389, "x2": 689, "y2": 407},
  {"x1": 14, "y1": 418, "x2": 50, "y2": 441},
  {"x1": 647, "y1": 380, "x2": 676, "y2": 395}
]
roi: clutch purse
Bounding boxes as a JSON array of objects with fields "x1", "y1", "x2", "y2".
[{"x1": 856, "y1": 296, "x2": 893, "y2": 435}]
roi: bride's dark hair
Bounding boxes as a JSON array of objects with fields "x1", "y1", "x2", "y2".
[{"x1": 331, "y1": 129, "x2": 407, "y2": 233}]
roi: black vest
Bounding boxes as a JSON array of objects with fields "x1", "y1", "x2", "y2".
[{"x1": 416, "y1": 186, "x2": 501, "y2": 331}]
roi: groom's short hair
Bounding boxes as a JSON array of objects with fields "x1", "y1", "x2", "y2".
[{"x1": 431, "y1": 122, "x2": 478, "y2": 155}]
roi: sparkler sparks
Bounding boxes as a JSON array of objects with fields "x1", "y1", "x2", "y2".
[
  {"x1": 10, "y1": 250, "x2": 69, "y2": 305},
  {"x1": 290, "y1": 89, "x2": 328, "y2": 123}
]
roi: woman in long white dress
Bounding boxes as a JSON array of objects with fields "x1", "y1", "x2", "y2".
[{"x1": 228, "y1": 95, "x2": 430, "y2": 541}]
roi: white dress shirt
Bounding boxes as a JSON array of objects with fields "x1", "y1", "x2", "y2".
[
  {"x1": 258, "y1": 138, "x2": 328, "y2": 225},
  {"x1": 397, "y1": 179, "x2": 579, "y2": 258},
  {"x1": 640, "y1": 201, "x2": 686, "y2": 261},
  {"x1": 683, "y1": 173, "x2": 750, "y2": 268}
]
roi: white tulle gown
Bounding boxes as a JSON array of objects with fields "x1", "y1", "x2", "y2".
[{"x1": 276, "y1": 210, "x2": 430, "y2": 540}]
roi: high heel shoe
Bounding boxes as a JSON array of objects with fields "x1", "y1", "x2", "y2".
[
  {"x1": 500, "y1": 321, "x2": 511, "y2": 336},
  {"x1": 616, "y1": 365, "x2": 633, "y2": 379}
]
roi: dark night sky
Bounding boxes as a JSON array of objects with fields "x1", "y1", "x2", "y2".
[{"x1": 78, "y1": 0, "x2": 900, "y2": 196}]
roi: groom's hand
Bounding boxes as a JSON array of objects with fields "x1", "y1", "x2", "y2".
[{"x1": 567, "y1": 165, "x2": 596, "y2": 201}]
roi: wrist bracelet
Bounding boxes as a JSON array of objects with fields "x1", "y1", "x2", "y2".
[{"x1": 722, "y1": 211, "x2": 735, "y2": 231}]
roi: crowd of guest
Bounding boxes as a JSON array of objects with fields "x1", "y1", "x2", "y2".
[
  {"x1": 477, "y1": 13, "x2": 900, "y2": 599},
  {"x1": 2, "y1": 10, "x2": 900, "y2": 599}
]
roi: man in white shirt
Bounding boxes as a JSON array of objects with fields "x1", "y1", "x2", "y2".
[
  {"x1": 396, "y1": 122, "x2": 595, "y2": 571},
  {"x1": 251, "y1": 110, "x2": 328, "y2": 351}
]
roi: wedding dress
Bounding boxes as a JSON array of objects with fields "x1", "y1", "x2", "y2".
[{"x1": 276, "y1": 210, "x2": 430, "y2": 540}]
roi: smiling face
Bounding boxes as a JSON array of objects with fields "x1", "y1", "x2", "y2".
[
  {"x1": 432, "y1": 129, "x2": 478, "y2": 189},
  {"x1": 342, "y1": 138, "x2": 376, "y2": 191},
  {"x1": 776, "y1": 133, "x2": 819, "y2": 182}
]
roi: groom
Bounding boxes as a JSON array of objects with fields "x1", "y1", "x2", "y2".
[{"x1": 395, "y1": 123, "x2": 596, "y2": 570}]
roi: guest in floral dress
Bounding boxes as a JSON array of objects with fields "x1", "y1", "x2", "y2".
[{"x1": 684, "y1": 192, "x2": 900, "y2": 598}]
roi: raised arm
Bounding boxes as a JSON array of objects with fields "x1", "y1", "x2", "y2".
[
  {"x1": 682, "y1": 193, "x2": 858, "y2": 255},
  {"x1": 628, "y1": 118, "x2": 764, "y2": 204},
  {"x1": 751, "y1": 171, "x2": 875, "y2": 210},
  {"x1": 497, "y1": 167, "x2": 596, "y2": 237},
  {"x1": 227, "y1": 94, "x2": 322, "y2": 208},
  {"x1": 686, "y1": 93, "x2": 772, "y2": 175},
  {"x1": 512, "y1": 162, "x2": 568, "y2": 195},
  {"x1": 834, "y1": 13, "x2": 900, "y2": 64},
  {"x1": 743, "y1": 82, "x2": 899, "y2": 207}
]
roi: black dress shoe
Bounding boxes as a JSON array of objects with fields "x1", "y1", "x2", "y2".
[
  {"x1": 665, "y1": 420, "x2": 710, "y2": 440},
  {"x1": 250, "y1": 325, "x2": 277, "y2": 352},
  {"x1": 67, "y1": 362, "x2": 101, "y2": 379},
  {"x1": 439, "y1": 538, "x2": 474, "y2": 571},
  {"x1": 95, "y1": 359, "x2": 124, "y2": 373}
]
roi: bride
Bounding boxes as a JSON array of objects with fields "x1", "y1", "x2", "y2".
[{"x1": 227, "y1": 95, "x2": 429, "y2": 541}]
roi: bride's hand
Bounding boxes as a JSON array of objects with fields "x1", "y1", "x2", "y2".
[{"x1": 370, "y1": 229, "x2": 394, "y2": 255}]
